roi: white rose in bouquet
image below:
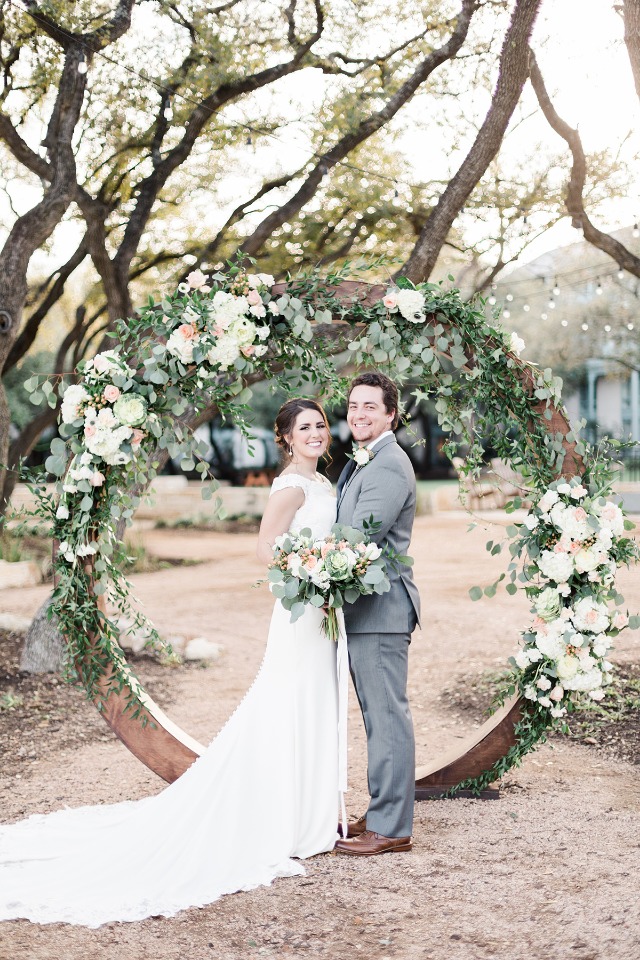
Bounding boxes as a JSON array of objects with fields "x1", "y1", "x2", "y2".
[
  {"x1": 594, "y1": 501, "x2": 624, "y2": 536},
  {"x1": 537, "y1": 489, "x2": 559, "y2": 514},
  {"x1": 574, "y1": 546, "x2": 607, "y2": 574},
  {"x1": 556, "y1": 654, "x2": 580, "y2": 681},
  {"x1": 509, "y1": 332, "x2": 525, "y2": 356},
  {"x1": 166, "y1": 329, "x2": 195, "y2": 364}
]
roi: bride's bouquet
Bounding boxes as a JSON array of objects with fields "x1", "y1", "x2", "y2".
[{"x1": 268, "y1": 522, "x2": 395, "y2": 642}]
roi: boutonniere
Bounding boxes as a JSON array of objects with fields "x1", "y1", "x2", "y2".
[{"x1": 351, "y1": 445, "x2": 375, "y2": 468}]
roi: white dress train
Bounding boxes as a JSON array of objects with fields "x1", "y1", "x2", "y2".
[{"x1": 0, "y1": 472, "x2": 346, "y2": 927}]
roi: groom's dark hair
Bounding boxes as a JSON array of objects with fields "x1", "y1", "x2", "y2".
[{"x1": 348, "y1": 372, "x2": 399, "y2": 430}]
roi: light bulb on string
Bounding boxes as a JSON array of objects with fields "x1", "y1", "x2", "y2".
[
  {"x1": 633, "y1": 223, "x2": 639, "y2": 239},
  {"x1": 617, "y1": 267, "x2": 624, "y2": 280},
  {"x1": 488, "y1": 295, "x2": 496, "y2": 305},
  {"x1": 541, "y1": 312, "x2": 548, "y2": 320},
  {"x1": 523, "y1": 304, "x2": 530, "y2": 313},
  {"x1": 553, "y1": 280, "x2": 560, "y2": 296},
  {"x1": 627, "y1": 323, "x2": 635, "y2": 330},
  {"x1": 506, "y1": 293, "x2": 513, "y2": 302},
  {"x1": 604, "y1": 324, "x2": 611, "y2": 332},
  {"x1": 548, "y1": 299, "x2": 555, "y2": 309},
  {"x1": 77, "y1": 60, "x2": 88, "y2": 74},
  {"x1": 595, "y1": 279, "x2": 603, "y2": 295},
  {"x1": 503, "y1": 309, "x2": 511, "y2": 319},
  {"x1": 581, "y1": 322, "x2": 589, "y2": 331},
  {"x1": 561, "y1": 320, "x2": 568, "y2": 327}
]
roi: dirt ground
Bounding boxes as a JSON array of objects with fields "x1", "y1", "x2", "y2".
[{"x1": 1, "y1": 511, "x2": 639, "y2": 960}]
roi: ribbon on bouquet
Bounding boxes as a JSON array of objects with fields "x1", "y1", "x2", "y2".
[{"x1": 336, "y1": 608, "x2": 349, "y2": 840}]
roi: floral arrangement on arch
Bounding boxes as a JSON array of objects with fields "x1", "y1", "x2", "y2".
[
  {"x1": 508, "y1": 477, "x2": 639, "y2": 719},
  {"x1": 19, "y1": 257, "x2": 639, "y2": 791}
]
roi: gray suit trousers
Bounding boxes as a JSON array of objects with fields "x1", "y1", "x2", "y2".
[{"x1": 348, "y1": 630, "x2": 415, "y2": 838}]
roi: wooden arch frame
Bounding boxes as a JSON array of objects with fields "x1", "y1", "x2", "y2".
[{"x1": 76, "y1": 280, "x2": 582, "y2": 794}]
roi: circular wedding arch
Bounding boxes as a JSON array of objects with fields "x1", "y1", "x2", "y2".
[{"x1": 46, "y1": 272, "x2": 586, "y2": 798}]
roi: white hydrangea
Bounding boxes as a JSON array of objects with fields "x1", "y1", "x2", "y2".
[
  {"x1": 537, "y1": 549, "x2": 574, "y2": 583},
  {"x1": 61, "y1": 384, "x2": 89, "y2": 424},
  {"x1": 207, "y1": 337, "x2": 241, "y2": 371},
  {"x1": 395, "y1": 289, "x2": 426, "y2": 323},
  {"x1": 534, "y1": 632, "x2": 565, "y2": 661},
  {"x1": 563, "y1": 667, "x2": 603, "y2": 692},
  {"x1": 84, "y1": 424, "x2": 133, "y2": 464}
]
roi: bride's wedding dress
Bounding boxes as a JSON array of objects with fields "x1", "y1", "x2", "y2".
[{"x1": 0, "y1": 473, "x2": 347, "y2": 927}]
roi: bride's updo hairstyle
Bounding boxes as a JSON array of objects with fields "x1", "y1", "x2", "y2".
[{"x1": 274, "y1": 398, "x2": 331, "y2": 462}]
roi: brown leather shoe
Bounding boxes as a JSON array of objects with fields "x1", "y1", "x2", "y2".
[
  {"x1": 334, "y1": 831, "x2": 412, "y2": 856},
  {"x1": 347, "y1": 815, "x2": 368, "y2": 838},
  {"x1": 337, "y1": 815, "x2": 367, "y2": 838}
]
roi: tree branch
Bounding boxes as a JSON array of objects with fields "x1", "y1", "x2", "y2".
[
  {"x1": 623, "y1": 0, "x2": 640, "y2": 102},
  {"x1": 400, "y1": 0, "x2": 543, "y2": 283},
  {"x1": 5, "y1": 236, "x2": 88, "y2": 372},
  {"x1": 528, "y1": 48, "x2": 640, "y2": 278},
  {"x1": 237, "y1": 0, "x2": 478, "y2": 259}
]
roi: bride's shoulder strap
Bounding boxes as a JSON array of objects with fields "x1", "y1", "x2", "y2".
[{"x1": 270, "y1": 473, "x2": 309, "y2": 496}]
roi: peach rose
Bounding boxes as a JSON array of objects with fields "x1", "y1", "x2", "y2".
[
  {"x1": 613, "y1": 612, "x2": 628, "y2": 629},
  {"x1": 103, "y1": 385, "x2": 120, "y2": 403},
  {"x1": 383, "y1": 290, "x2": 398, "y2": 309},
  {"x1": 84, "y1": 424, "x2": 97, "y2": 438},
  {"x1": 131, "y1": 428, "x2": 145, "y2": 446},
  {"x1": 247, "y1": 289, "x2": 262, "y2": 306},
  {"x1": 574, "y1": 506, "x2": 587, "y2": 521},
  {"x1": 90, "y1": 471, "x2": 105, "y2": 487},
  {"x1": 178, "y1": 323, "x2": 198, "y2": 340}
]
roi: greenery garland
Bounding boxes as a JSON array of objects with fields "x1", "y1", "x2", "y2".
[{"x1": 20, "y1": 258, "x2": 639, "y2": 788}]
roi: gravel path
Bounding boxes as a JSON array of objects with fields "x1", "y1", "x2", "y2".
[{"x1": 1, "y1": 512, "x2": 638, "y2": 960}]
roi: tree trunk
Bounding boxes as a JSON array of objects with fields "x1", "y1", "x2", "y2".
[{"x1": 19, "y1": 597, "x2": 65, "y2": 674}]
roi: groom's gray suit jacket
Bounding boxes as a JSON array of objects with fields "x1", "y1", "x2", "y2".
[{"x1": 337, "y1": 434, "x2": 420, "y2": 634}]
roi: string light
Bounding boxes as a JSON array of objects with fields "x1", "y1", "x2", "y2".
[
  {"x1": 628, "y1": 323, "x2": 635, "y2": 330},
  {"x1": 523, "y1": 304, "x2": 530, "y2": 312},
  {"x1": 581, "y1": 323, "x2": 589, "y2": 331},
  {"x1": 561, "y1": 320, "x2": 568, "y2": 327},
  {"x1": 617, "y1": 267, "x2": 624, "y2": 279},
  {"x1": 77, "y1": 60, "x2": 87, "y2": 74},
  {"x1": 633, "y1": 223, "x2": 639, "y2": 239},
  {"x1": 553, "y1": 279, "x2": 560, "y2": 296},
  {"x1": 548, "y1": 299, "x2": 555, "y2": 309},
  {"x1": 604, "y1": 324, "x2": 611, "y2": 332},
  {"x1": 541, "y1": 312, "x2": 548, "y2": 320},
  {"x1": 503, "y1": 309, "x2": 511, "y2": 319},
  {"x1": 505, "y1": 293, "x2": 513, "y2": 302},
  {"x1": 596, "y1": 279, "x2": 603, "y2": 295}
]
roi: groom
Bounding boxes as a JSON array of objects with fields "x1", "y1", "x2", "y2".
[{"x1": 334, "y1": 372, "x2": 420, "y2": 855}]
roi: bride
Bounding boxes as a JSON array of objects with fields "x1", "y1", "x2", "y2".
[{"x1": 0, "y1": 398, "x2": 344, "y2": 927}]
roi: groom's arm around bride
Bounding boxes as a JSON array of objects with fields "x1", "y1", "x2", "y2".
[{"x1": 335, "y1": 372, "x2": 420, "y2": 855}]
